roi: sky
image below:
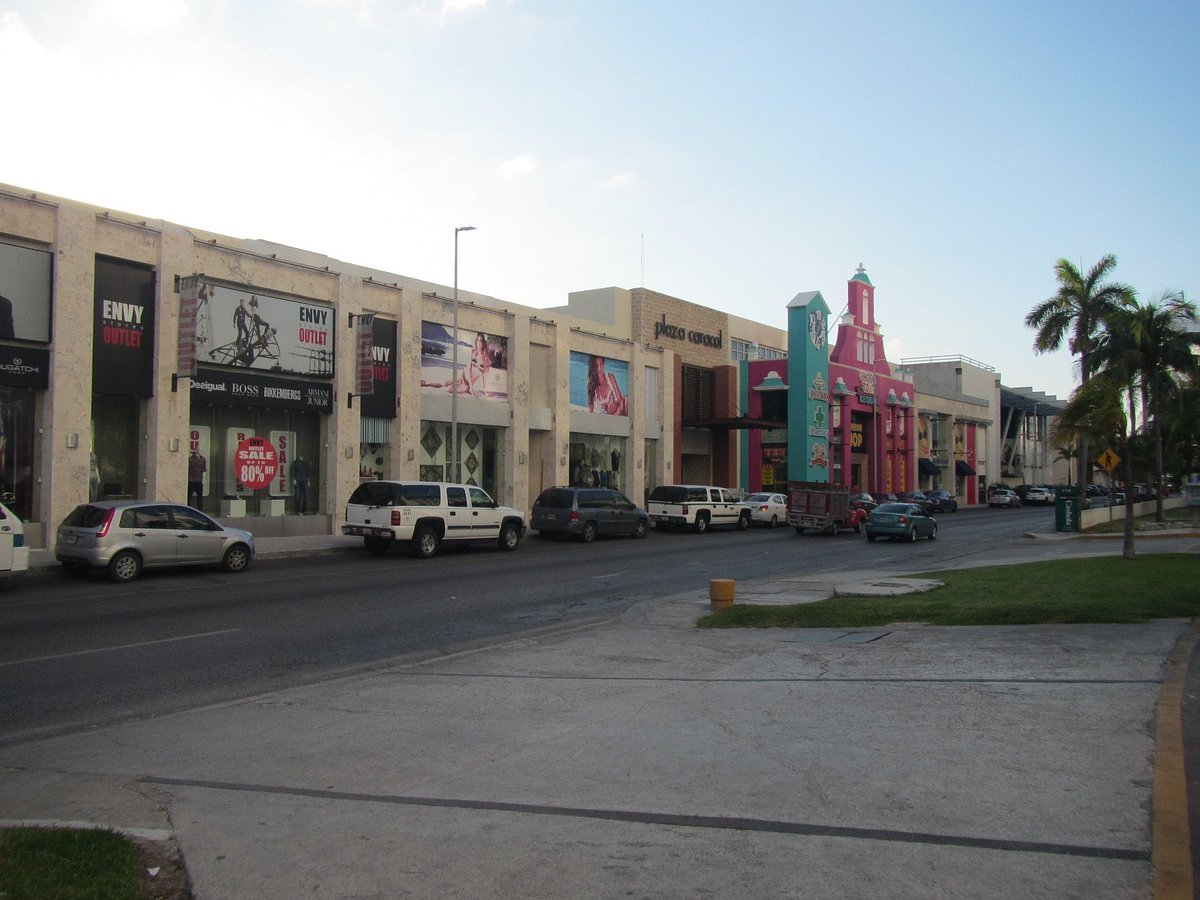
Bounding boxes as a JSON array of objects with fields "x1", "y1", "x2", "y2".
[{"x1": 3, "y1": 0, "x2": 1197, "y2": 401}]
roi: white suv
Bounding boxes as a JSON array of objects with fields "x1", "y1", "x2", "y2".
[
  {"x1": 343, "y1": 481, "x2": 526, "y2": 558},
  {"x1": 646, "y1": 484, "x2": 750, "y2": 532}
]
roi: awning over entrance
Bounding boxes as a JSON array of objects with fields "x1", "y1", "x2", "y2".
[
  {"x1": 919, "y1": 458, "x2": 940, "y2": 476},
  {"x1": 956, "y1": 460, "x2": 977, "y2": 476}
]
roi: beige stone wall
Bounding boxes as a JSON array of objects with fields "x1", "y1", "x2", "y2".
[
  {"x1": 633, "y1": 288, "x2": 732, "y2": 369},
  {"x1": 0, "y1": 182, "x2": 670, "y2": 542}
]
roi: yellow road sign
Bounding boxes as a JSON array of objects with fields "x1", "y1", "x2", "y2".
[{"x1": 1097, "y1": 448, "x2": 1121, "y2": 472}]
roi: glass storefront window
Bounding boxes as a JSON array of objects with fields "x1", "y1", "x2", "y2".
[
  {"x1": 0, "y1": 386, "x2": 36, "y2": 519},
  {"x1": 189, "y1": 404, "x2": 322, "y2": 516},
  {"x1": 569, "y1": 432, "x2": 627, "y2": 494},
  {"x1": 419, "y1": 421, "x2": 503, "y2": 498},
  {"x1": 91, "y1": 395, "x2": 142, "y2": 502}
]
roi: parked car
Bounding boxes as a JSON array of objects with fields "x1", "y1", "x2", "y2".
[
  {"x1": 737, "y1": 492, "x2": 789, "y2": 527},
  {"x1": 647, "y1": 485, "x2": 749, "y2": 532},
  {"x1": 532, "y1": 486, "x2": 649, "y2": 541},
  {"x1": 343, "y1": 481, "x2": 525, "y2": 558},
  {"x1": 896, "y1": 491, "x2": 934, "y2": 514},
  {"x1": 865, "y1": 503, "x2": 938, "y2": 543},
  {"x1": 1024, "y1": 486, "x2": 1055, "y2": 505},
  {"x1": 848, "y1": 492, "x2": 877, "y2": 513},
  {"x1": 988, "y1": 489, "x2": 1021, "y2": 508},
  {"x1": 870, "y1": 492, "x2": 898, "y2": 505},
  {"x1": 923, "y1": 489, "x2": 958, "y2": 513},
  {"x1": 55, "y1": 500, "x2": 255, "y2": 582},
  {"x1": 0, "y1": 499, "x2": 30, "y2": 580}
]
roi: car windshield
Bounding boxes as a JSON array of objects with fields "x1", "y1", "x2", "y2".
[
  {"x1": 874, "y1": 503, "x2": 917, "y2": 514},
  {"x1": 534, "y1": 489, "x2": 575, "y2": 507},
  {"x1": 744, "y1": 493, "x2": 772, "y2": 502}
]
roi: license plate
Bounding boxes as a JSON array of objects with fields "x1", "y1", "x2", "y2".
[{"x1": 63, "y1": 534, "x2": 78, "y2": 544}]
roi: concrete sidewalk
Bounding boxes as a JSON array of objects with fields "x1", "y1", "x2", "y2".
[{"x1": 2, "y1": 555, "x2": 1196, "y2": 898}]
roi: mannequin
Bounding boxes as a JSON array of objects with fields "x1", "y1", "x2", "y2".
[{"x1": 187, "y1": 449, "x2": 206, "y2": 509}]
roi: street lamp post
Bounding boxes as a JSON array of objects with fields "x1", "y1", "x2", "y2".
[{"x1": 450, "y1": 225, "x2": 476, "y2": 484}]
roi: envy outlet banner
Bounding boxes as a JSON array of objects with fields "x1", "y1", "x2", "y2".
[
  {"x1": 177, "y1": 275, "x2": 204, "y2": 378},
  {"x1": 360, "y1": 317, "x2": 396, "y2": 419},
  {"x1": 93, "y1": 257, "x2": 156, "y2": 397},
  {"x1": 202, "y1": 283, "x2": 334, "y2": 377},
  {"x1": 355, "y1": 313, "x2": 375, "y2": 396}
]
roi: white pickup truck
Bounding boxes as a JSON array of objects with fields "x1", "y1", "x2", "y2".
[
  {"x1": 343, "y1": 480, "x2": 526, "y2": 558},
  {"x1": 647, "y1": 484, "x2": 750, "y2": 533}
]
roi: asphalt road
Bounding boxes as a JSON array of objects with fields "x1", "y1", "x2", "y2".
[{"x1": 0, "y1": 504, "x2": 1076, "y2": 746}]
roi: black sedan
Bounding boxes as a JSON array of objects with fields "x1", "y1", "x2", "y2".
[{"x1": 924, "y1": 489, "x2": 958, "y2": 513}]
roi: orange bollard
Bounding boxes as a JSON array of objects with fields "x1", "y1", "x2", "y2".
[{"x1": 709, "y1": 578, "x2": 735, "y2": 611}]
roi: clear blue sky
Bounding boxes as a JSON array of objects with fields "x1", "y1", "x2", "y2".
[{"x1": 3, "y1": 0, "x2": 1196, "y2": 400}]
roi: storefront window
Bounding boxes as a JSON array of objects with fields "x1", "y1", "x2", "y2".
[
  {"x1": 91, "y1": 396, "x2": 142, "y2": 502},
  {"x1": 569, "y1": 433, "x2": 626, "y2": 494},
  {"x1": 419, "y1": 421, "x2": 503, "y2": 497},
  {"x1": 188, "y1": 404, "x2": 322, "y2": 516},
  {"x1": 0, "y1": 386, "x2": 36, "y2": 518}
]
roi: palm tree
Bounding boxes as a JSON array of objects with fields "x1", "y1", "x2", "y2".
[
  {"x1": 1054, "y1": 374, "x2": 1137, "y2": 559},
  {"x1": 1025, "y1": 255, "x2": 1135, "y2": 486},
  {"x1": 1091, "y1": 290, "x2": 1199, "y2": 519}
]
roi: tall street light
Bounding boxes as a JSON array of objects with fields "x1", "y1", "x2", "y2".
[{"x1": 450, "y1": 225, "x2": 476, "y2": 484}]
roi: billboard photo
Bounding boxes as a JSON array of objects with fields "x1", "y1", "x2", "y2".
[
  {"x1": 569, "y1": 351, "x2": 628, "y2": 415},
  {"x1": 200, "y1": 282, "x2": 334, "y2": 377},
  {"x1": 0, "y1": 240, "x2": 52, "y2": 343},
  {"x1": 420, "y1": 321, "x2": 508, "y2": 399}
]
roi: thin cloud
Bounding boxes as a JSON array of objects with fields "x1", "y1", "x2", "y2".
[
  {"x1": 87, "y1": 0, "x2": 190, "y2": 33},
  {"x1": 599, "y1": 172, "x2": 639, "y2": 192},
  {"x1": 497, "y1": 155, "x2": 538, "y2": 180}
]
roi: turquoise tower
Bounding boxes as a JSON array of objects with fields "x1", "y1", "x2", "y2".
[{"x1": 786, "y1": 291, "x2": 831, "y2": 483}]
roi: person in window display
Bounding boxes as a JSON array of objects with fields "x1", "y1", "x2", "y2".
[{"x1": 587, "y1": 355, "x2": 626, "y2": 415}]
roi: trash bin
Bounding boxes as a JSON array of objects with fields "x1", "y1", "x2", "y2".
[{"x1": 1055, "y1": 485, "x2": 1082, "y2": 532}]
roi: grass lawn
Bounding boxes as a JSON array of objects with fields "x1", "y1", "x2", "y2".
[
  {"x1": 0, "y1": 826, "x2": 190, "y2": 899},
  {"x1": 697, "y1": 554, "x2": 1200, "y2": 628}
]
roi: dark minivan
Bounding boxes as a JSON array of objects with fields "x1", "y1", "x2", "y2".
[{"x1": 531, "y1": 487, "x2": 650, "y2": 542}]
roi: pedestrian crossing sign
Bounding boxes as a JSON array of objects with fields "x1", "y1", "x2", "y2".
[{"x1": 1097, "y1": 448, "x2": 1120, "y2": 472}]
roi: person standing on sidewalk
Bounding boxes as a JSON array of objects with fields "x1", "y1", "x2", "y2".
[{"x1": 187, "y1": 450, "x2": 206, "y2": 510}]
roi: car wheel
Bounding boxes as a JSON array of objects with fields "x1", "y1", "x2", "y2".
[
  {"x1": 736, "y1": 512, "x2": 750, "y2": 531},
  {"x1": 632, "y1": 519, "x2": 649, "y2": 539},
  {"x1": 498, "y1": 521, "x2": 521, "y2": 552},
  {"x1": 768, "y1": 514, "x2": 778, "y2": 528},
  {"x1": 928, "y1": 524, "x2": 938, "y2": 541},
  {"x1": 694, "y1": 514, "x2": 709, "y2": 533},
  {"x1": 853, "y1": 521, "x2": 862, "y2": 534},
  {"x1": 108, "y1": 549, "x2": 142, "y2": 583},
  {"x1": 908, "y1": 527, "x2": 917, "y2": 543},
  {"x1": 867, "y1": 533, "x2": 876, "y2": 542},
  {"x1": 795, "y1": 526, "x2": 805, "y2": 535},
  {"x1": 364, "y1": 536, "x2": 391, "y2": 556},
  {"x1": 412, "y1": 526, "x2": 440, "y2": 558},
  {"x1": 222, "y1": 543, "x2": 252, "y2": 573},
  {"x1": 61, "y1": 560, "x2": 89, "y2": 576},
  {"x1": 580, "y1": 520, "x2": 598, "y2": 543}
]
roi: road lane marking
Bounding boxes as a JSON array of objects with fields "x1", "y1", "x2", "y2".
[{"x1": 0, "y1": 629, "x2": 241, "y2": 667}]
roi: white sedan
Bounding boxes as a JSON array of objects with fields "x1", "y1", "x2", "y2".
[{"x1": 738, "y1": 492, "x2": 789, "y2": 527}]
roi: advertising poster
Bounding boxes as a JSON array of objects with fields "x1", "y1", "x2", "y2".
[
  {"x1": 420, "y1": 321, "x2": 508, "y2": 399},
  {"x1": 361, "y1": 317, "x2": 397, "y2": 419},
  {"x1": 188, "y1": 425, "x2": 211, "y2": 498},
  {"x1": 569, "y1": 351, "x2": 629, "y2": 415},
  {"x1": 0, "y1": 240, "x2": 52, "y2": 344},
  {"x1": 224, "y1": 427, "x2": 255, "y2": 497},
  {"x1": 93, "y1": 257, "x2": 156, "y2": 396},
  {"x1": 269, "y1": 430, "x2": 295, "y2": 498},
  {"x1": 201, "y1": 283, "x2": 334, "y2": 377}
]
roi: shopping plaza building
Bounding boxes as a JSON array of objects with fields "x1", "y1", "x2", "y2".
[{"x1": 0, "y1": 183, "x2": 1065, "y2": 547}]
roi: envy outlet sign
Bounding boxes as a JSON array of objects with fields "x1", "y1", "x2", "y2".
[{"x1": 234, "y1": 437, "x2": 279, "y2": 491}]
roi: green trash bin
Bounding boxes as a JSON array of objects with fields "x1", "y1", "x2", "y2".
[{"x1": 1055, "y1": 485, "x2": 1082, "y2": 532}]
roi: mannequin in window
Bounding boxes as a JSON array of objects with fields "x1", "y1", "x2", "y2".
[
  {"x1": 292, "y1": 454, "x2": 312, "y2": 514},
  {"x1": 187, "y1": 450, "x2": 206, "y2": 509}
]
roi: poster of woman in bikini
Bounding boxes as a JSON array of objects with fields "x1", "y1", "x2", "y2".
[
  {"x1": 419, "y1": 321, "x2": 509, "y2": 399},
  {"x1": 569, "y1": 351, "x2": 629, "y2": 415}
]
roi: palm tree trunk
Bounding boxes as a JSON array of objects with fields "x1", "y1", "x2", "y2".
[{"x1": 1120, "y1": 450, "x2": 1136, "y2": 559}]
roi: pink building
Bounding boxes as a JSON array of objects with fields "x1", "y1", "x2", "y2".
[{"x1": 826, "y1": 266, "x2": 915, "y2": 495}]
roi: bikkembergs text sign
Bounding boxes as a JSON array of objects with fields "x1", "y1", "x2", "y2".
[{"x1": 191, "y1": 369, "x2": 333, "y2": 413}]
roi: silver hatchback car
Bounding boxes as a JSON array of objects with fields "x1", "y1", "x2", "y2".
[{"x1": 56, "y1": 500, "x2": 255, "y2": 582}]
